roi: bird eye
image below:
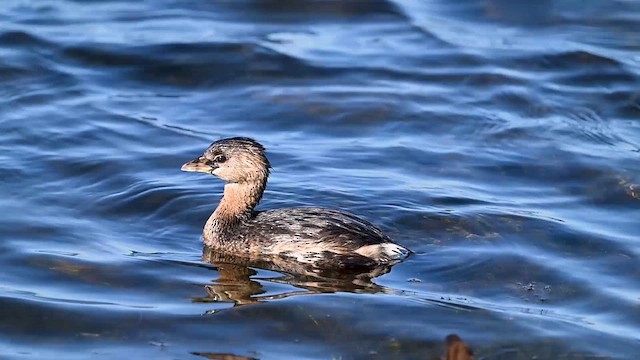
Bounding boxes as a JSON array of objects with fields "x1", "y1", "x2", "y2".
[{"x1": 213, "y1": 154, "x2": 227, "y2": 163}]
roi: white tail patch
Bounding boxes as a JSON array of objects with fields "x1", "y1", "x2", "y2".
[{"x1": 355, "y1": 243, "x2": 410, "y2": 263}]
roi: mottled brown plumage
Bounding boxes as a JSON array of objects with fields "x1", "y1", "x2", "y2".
[{"x1": 182, "y1": 137, "x2": 410, "y2": 269}]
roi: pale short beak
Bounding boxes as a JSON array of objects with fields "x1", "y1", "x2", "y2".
[{"x1": 181, "y1": 157, "x2": 214, "y2": 173}]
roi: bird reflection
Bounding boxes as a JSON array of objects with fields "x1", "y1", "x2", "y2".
[
  {"x1": 196, "y1": 247, "x2": 395, "y2": 307},
  {"x1": 195, "y1": 249, "x2": 476, "y2": 360}
]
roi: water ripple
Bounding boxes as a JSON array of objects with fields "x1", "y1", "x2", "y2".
[{"x1": 1, "y1": 0, "x2": 640, "y2": 359}]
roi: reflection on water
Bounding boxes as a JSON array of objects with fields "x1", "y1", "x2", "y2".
[
  {"x1": 1, "y1": 0, "x2": 639, "y2": 359},
  {"x1": 199, "y1": 247, "x2": 390, "y2": 308}
]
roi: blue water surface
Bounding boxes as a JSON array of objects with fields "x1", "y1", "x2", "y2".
[{"x1": 1, "y1": 1, "x2": 639, "y2": 359}]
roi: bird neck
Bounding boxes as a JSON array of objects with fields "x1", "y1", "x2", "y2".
[{"x1": 205, "y1": 178, "x2": 267, "y2": 237}]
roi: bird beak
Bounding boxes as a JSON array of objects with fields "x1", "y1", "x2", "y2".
[{"x1": 181, "y1": 157, "x2": 214, "y2": 173}]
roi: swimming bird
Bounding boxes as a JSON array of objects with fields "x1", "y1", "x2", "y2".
[{"x1": 182, "y1": 137, "x2": 410, "y2": 269}]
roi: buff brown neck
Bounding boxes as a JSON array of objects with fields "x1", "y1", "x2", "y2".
[{"x1": 204, "y1": 177, "x2": 267, "y2": 241}]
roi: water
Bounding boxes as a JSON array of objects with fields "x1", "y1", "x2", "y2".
[{"x1": 1, "y1": 0, "x2": 639, "y2": 359}]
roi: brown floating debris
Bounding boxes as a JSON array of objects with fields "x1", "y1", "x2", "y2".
[
  {"x1": 191, "y1": 352, "x2": 257, "y2": 360},
  {"x1": 443, "y1": 334, "x2": 474, "y2": 360}
]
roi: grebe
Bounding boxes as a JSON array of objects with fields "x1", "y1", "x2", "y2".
[{"x1": 181, "y1": 137, "x2": 410, "y2": 269}]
